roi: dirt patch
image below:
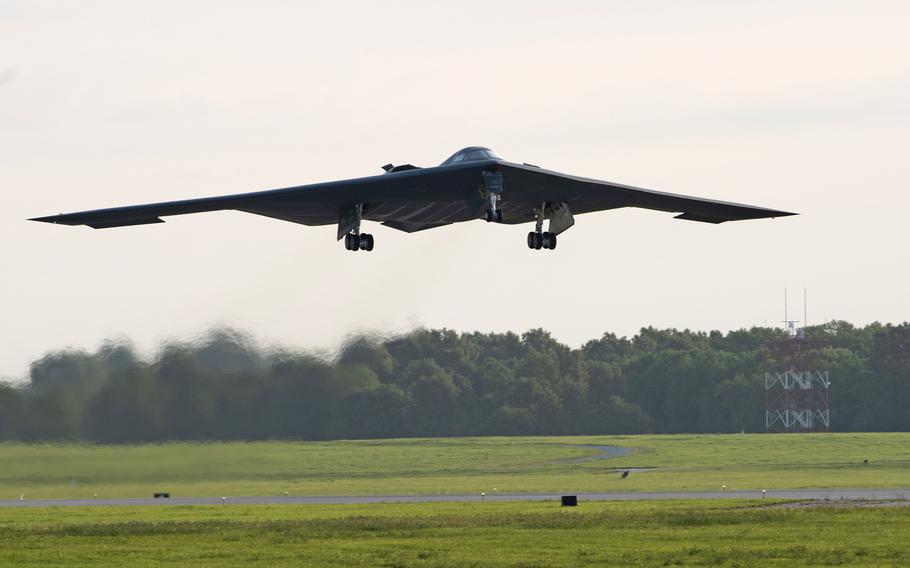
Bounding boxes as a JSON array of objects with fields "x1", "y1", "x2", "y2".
[
  {"x1": 549, "y1": 445, "x2": 658, "y2": 475},
  {"x1": 567, "y1": 445, "x2": 634, "y2": 460}
]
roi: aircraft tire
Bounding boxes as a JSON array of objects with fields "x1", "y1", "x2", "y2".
[{"x1": 541, "y1": 232, "x2": 556, "y2": 250}]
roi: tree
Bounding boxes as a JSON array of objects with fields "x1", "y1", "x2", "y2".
[
  {"x1": 0, "y1": 383, "x2": 23, "y2": 440},
  {"x1": 155, "y1": 344, "x2": 217, "y2": 440},
  {"x1": 715, "y1": 373, "x2": 761, "y2": 432},
  {"x1": 29, "y1": 350, "x2": 107, "y2": 400},
  {"x1": 84, "y1": 366, "x2": 167, "y2": 443},
  {"x1": 489, "y1": 405, "x2": 535, "y2": 435},
  {"x1": 853, "y1": 324, "x2": 910, "y2": 431},
  {"x1": 407, "y1": 360, "x2": 459, "y2": 435},
  {"x1": 337, "y1": 384, "x2": 412, "y2": 439},
  {"x1": 22, "y1": 388, "x2": 82, "y2": 440},
  {"x1": 5, "y1": 321, "x2": 910, "y2": 441}
]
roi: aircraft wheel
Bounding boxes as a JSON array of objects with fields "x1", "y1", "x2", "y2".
[
  {"x1": 360, "y1": 233, "x2": 374, "y2": 251},
  {"x1": 542, "y1": 232, "x2": 556, "y2": 250},
  {"x1": 484, "y1": 209, "x2": 494, "y2": 222},
  {"x1": 534, "y1": 232, "x2": 543, "y2": 250},
  {"x1": 344, "y1": 234, "x2": 353, "y2": 250},
  {"x1": 495, "y1": 209, "x2": 503, "y2": 223},
  {"x1": 527, "y1": 232, "x2": 536, "y2": 249},
  {"x1": 350, "y1": 234, "x2": 360, "y2": 251}
]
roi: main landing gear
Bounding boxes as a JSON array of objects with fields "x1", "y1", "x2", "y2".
[
  {"x1": 344, "y1": 233, "x2": 374, "y2": 252},
  {"x1": 338, "y1": 203, "x2": 374, "y2": 252},
  {"x1": 527, "y1": 231, "x2": 557, "y2": 250},
  {"x1": 526, "y1": 203, "x2": 557, "y2": 250}
]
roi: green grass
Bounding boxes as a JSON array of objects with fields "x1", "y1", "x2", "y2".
[
  {"x1": 1, "y1": 433, "x2": 908, "y2": 500},
  {"x1": 2, "y1": 436, "x2": 908, "y2": 567},
  {"x1": 0, "y1": 500, "x2": 908, "y2": 567}
]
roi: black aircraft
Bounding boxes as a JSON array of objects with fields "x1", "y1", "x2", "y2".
[{"x1": 31, "y1": 146, "x2": 795, "y2": 251}]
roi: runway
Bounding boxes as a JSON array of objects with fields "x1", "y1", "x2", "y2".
[{"x1": 2, "y1": 489, "x2": 908, "y2": 508}]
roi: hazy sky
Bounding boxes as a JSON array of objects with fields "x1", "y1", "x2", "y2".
[{"x1": 2, "y1": 1, "x2": 909, "y2": 379}]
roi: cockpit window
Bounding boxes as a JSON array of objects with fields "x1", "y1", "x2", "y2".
[{"x1": 441, "y1": 147, "x2": 502, "y2": 166}]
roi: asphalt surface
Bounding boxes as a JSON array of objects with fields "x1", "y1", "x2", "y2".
[{"x1": 2, "y1": 489, "x2": 908, "y2": 508}]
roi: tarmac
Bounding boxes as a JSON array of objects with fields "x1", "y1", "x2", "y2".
[{"x1": 2, "y1": 489, "x2": 908, "y2": 508}]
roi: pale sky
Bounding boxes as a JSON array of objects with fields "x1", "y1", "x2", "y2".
[{"x1": 2, "y1": 1, "x2": 909, "y2": 379}]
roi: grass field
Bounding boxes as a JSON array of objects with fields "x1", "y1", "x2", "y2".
[
  {"x1": 1, "y1": 433, "x2": 908, "y2": 500},
  {"x1": 0, "y1": 500, "x2": 908, "y2": 567}
]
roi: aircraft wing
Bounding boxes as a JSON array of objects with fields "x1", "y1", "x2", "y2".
[
  {"x1": 497, "y1": 163, "x2": 796, "y2": 224},
  {"x1": 28, "y1": 164, "x2": 491, "y2": 230}
]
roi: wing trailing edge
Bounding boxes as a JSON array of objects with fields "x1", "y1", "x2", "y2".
[{"x1": 29, "y1": 214, "x2": 166, "y2": 229}]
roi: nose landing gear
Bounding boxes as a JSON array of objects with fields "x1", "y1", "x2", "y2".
[
  {"x1": 484, "y1": 206, "x2": 503, "y2": 223},
  {"x1": 481, "y1": 170, "x2": 504, "y2": 223}
]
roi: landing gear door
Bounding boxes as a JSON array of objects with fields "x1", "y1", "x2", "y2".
[
  {"x1": 337, "y1": 203, "x2": 362, "y2": 241},
  {"x1": 483, "y1": 171, "x2": 503, "y2": 195},
  {"x1": 548, "y1": 202, "x2": 575, "y2": 235}
]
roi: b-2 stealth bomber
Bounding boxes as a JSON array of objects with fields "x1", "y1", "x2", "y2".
[{"x1": 31, "y1": 146, "x2": 795, "y2": 251}]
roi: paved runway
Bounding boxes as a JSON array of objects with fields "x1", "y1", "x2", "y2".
[{"x1": 2, "y1": 489, "x2": 908, "y2": 508}]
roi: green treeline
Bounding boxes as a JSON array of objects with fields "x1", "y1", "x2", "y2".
[{"x1": 0, "y1": 321, "x2": 908, "y2": 442}]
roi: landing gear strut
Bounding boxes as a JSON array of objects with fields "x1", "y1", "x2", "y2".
[{"x1": 482, "y1": 170, "x2": 504, "y2": 223}]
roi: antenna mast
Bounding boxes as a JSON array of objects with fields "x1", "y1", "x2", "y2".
[
  {"x1": 783, "y1": 288, "x2": 798, "y2": 337},
  {"x1": 765, "y1": 288, "x2": 830, "y2": 432},
  {"x1": 804, "y1": 288, "x2": 808, "y2": 330},
  {"x1": 784, "y1": 288, "x2": 788, "y2": 323}
]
